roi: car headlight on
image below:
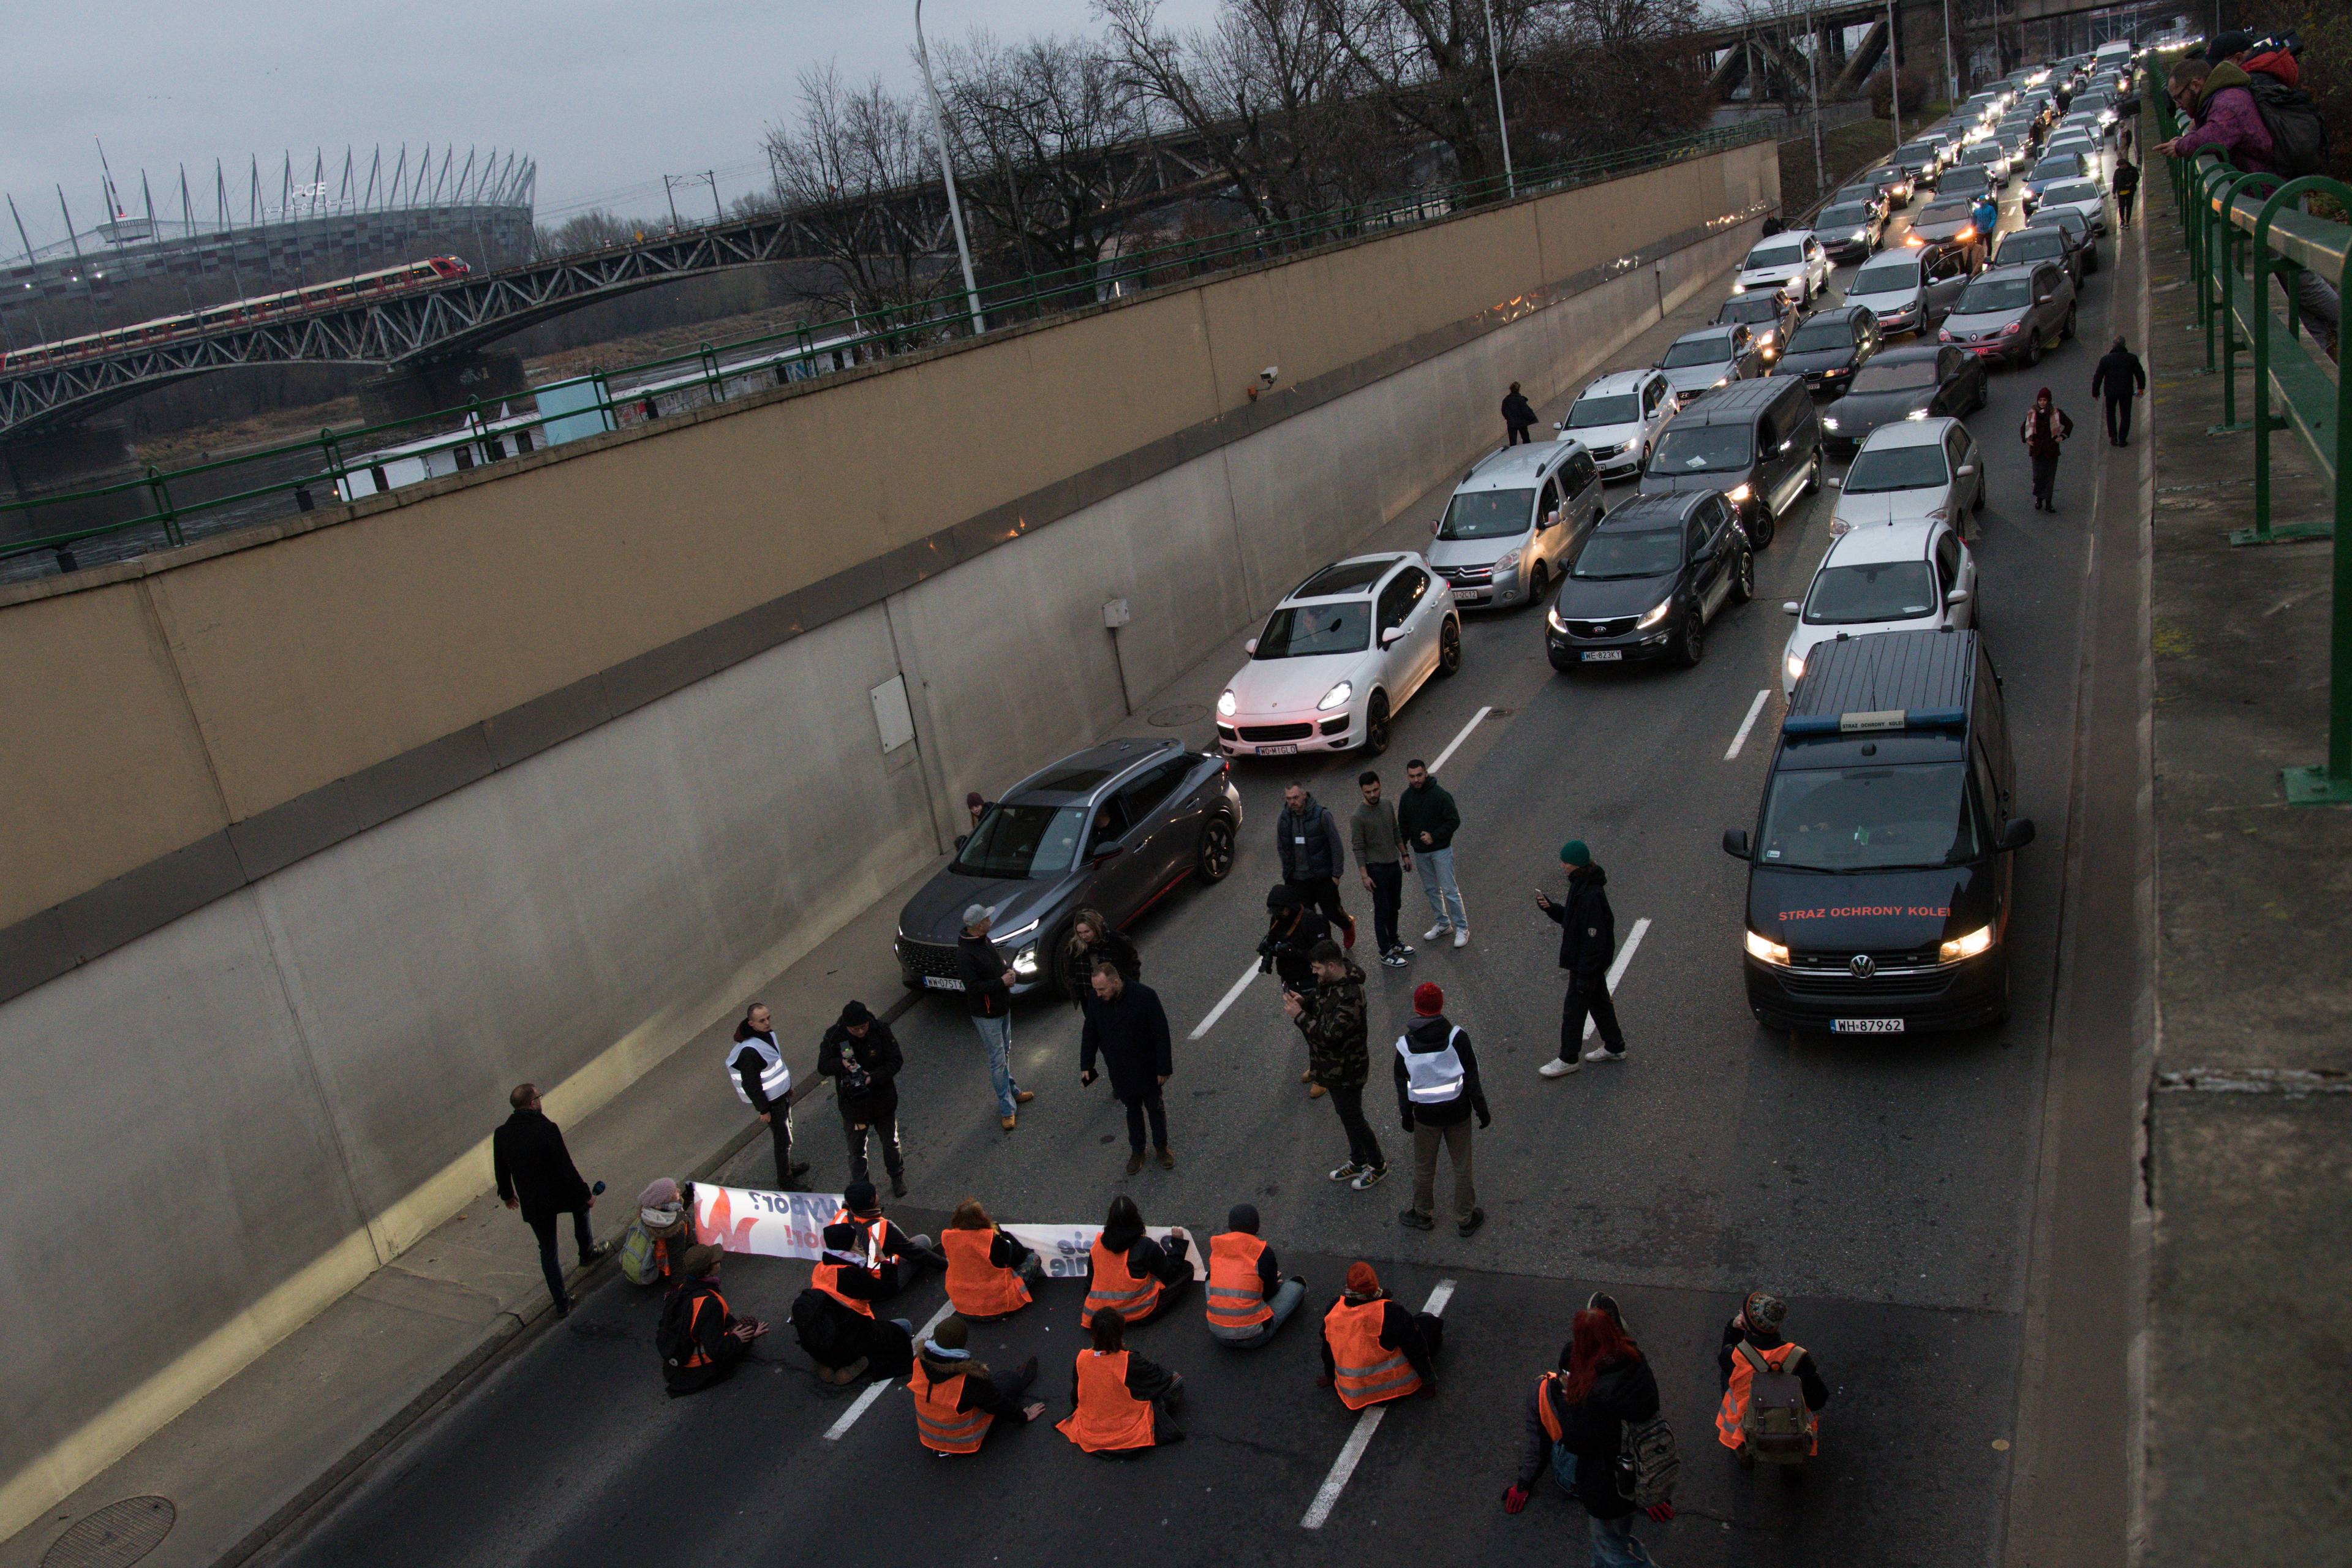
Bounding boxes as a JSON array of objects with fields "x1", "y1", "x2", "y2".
[
  {"x1": 1635, "y1": 598, "x2": 1673, "y2": 630},
  {"x1": 1852, "y1": 228, "x2": 1869, "y2": 243},
  {"x1": 2000, "y1": 321, "x2": 2022, "y2": 335},
  {"x1": 1823, "y1": 416, "x2": 1841, "y2": 431},
  {"x1": 1744, "y1": 929, "x2": 1792, "y2": 966},
  {"x1": 1316, "y1": 680, "x2": 1353, "y2": 712},
  {"x1": 1905, "y1": 407, "x2": 1930, "y2": 420},
  {"x1": 1216, "y1": 689, "x2": 1237, "y2": 717},
  {"x1": 1712, "y1": 375, "x2": 1730, "y2": 388},
  {"x1": 1955, "y1": 225, "x2": 1976, "y2": 242},
  {"x1": 1012, "y1": 943, "x2": 1041, "y2": 976},
  {"x1": 1493, "y1": 549, "x2": 1522, "y2": 576},
  {"x1": 1546, "y1": 603, "x2": 1569, "y2": 633},
  {"x1": 1725, "y1": 482, "x2": 1753, "y2": 504},
  {"x1": 1731, "y1": 280, "x2": 1747, "y2": 293},
  {"x1": 1784, "y1": 650, "x2": 1806, "y2": 684},
  {"x1": 1939, "y1": 923, "x2": 1996, "y2": 963},
  {"x1": 1904, "y1": 233, "x2": 1923, "y2": 246}
]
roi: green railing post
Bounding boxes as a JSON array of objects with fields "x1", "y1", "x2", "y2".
[
  {"x1": 699, "y1": 343, "x2": 723, "y2": 403},
  {"x1": 145, "y1": 465, "x2": 182, "y2": 548}
]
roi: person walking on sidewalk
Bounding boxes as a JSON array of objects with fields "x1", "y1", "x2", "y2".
[
  {"x1": 2111, "y1": 154, "x2": 2139, "y2": 228},
  {"x1": 1204, "y1": 1204, "x2": 1308, "y2": 1349},
  {"x1": 1288, "y1": 939, "x2": 1387, "y2": 1189},
  {"x1": 1398, "y1": 760, "x2": 1469, "y2": 946},
  {"x1": 1278, "y1": 782, "x2": 1357, "y2": 948},
  {"x1": 729, "y1": 1001, "x2": 809, "y2": 1186},
  {"x1": 1351, "y1": 770, "x2": 1414, "y2": 967},
  {"x1": 494, "y1": 1083, "x2": 609, "y2": 1317},
  {"x1": 1080, "y1": 960, "x2": 1176, "y2": 1173},
  {"x1": 1395, "y1": 982, "x2": 1490, "y2": 1237},
  {"x1": 1538, "y1": 840, "x2": 1626, "y2": 1077},
  {"x1": 2021, "y1": 388, "x2": 2075, "y2": 513},
  {"x1": 1502, "y1": 381, "x2": 1538, "y2": 445},
  {"x1": 819, "y1": 1000, "x2": 906, "y2": 1196},
  {"x1": 2092, "y1": 337, "x2": 2147, "y2": 447},
  {"x1": 957, "y1": 905, "x2": 1035, "y2": 1131}
]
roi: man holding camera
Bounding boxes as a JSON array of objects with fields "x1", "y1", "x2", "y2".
[{"x1": 820, "y1": 1001, "x2": 908, "y2": 1196}]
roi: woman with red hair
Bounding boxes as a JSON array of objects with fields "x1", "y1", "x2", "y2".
[{"x1": 1503, "y1": 1305, "x2": 1670, "y2": 1565}]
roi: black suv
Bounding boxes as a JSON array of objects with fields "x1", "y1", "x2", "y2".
[
  {"x1": 1544, "y1": 491, "x2": 1754, "y2": 671},
  {"x1": 1773, "y1": 305, "x2": 1882, "y2": 394},
  {"x1": 1638, "y1": 378, "x2": 1821, "y2": 548}
]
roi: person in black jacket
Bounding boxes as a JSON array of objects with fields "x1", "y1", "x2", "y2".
[
  {"x1": 957, "y1": 905, "x2": 1035, "y2": 1131},
  {"x1": 731, "y1": 1002, "x2": 810, "y2": 1185},
  {"x1": 660, "y1": 1245, "x2": 765, "y2": 1395},
  {"x1": 1276, "y1": 783, "x2": 1356, "y2": 947},
  {"x1": 1717, "y1": 1289, "x2": 1830, "y2": 1439},
  {"x1": 1504, "y1": 1308, "x2": 1673, "y2": 1559},
  {"x1": 493, "y1": 1083, "x2": 609, "y2": 1315},
  {"x1": 1395, "y1": 982, "x2": 1491, "y2": 1237},
  {"x1": 819, "y1": 1001, "x2": 906, "y2": 1195},
  {"x1": 1081, "y1": 962, "x2": 1176, "y2": 1172},
  {"x1": 1538, "y1": 840, "x2": 1626, "y2": 1076},
  {"x1": 1502, "y1": 381, "x2": 1538, "y2": 445},
  {"x1": 2090, "y1": 336, "x2": 2147, "y2": 446},
  {"x1": 1062, "y1": 907, "x2": 1141, "y2": 1011},
  {"x1": 1319, "y1": 1261, "x2": 1442, "y2": 1390},
  {"x1": 914, "y1": 1315, "x2": 1044, "y2": 1447},
  {"x1": 1258, "y1": 886, "x2": 1330, "y2": 989},
  {"x1": 794, "y1": 1221, "x2": 918, "y2": 1384}
]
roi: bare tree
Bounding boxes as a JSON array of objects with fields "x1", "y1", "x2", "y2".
[
  {"x1": 1311, "y1": 0, "x2": 1553, "y2": 195},
  {"x1": 535, "y1": 209, "x2": 650, "y2": 252},
  {"x1": 761, "y1": 66, "x2": 951, "y2": 322},
  {"x1": 1515, "y1": 0, "x2": 1712, "y2": 159}
]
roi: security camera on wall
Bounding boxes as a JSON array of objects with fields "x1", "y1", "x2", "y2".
[{"x1": 1259, "y1": 366, "x2": 1279, "y2": 386}]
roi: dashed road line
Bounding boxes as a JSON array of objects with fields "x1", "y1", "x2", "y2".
[
  {"x1": 1427, "y1": 706, "x2": 1493, "y2": 774},
  {"x1": 1725, "y1": 688, "x2": 1772, "y2": 760},
  {"x1": 823, "y1": 1298, "x2": 957, "y2": 1441},
  {"x1": 1300, "y1": 1278, "x2": 1458, "y2": 1529},
  {"x1": 1584, "y1": 918, "x2": 1652, "y2": 1039},
  {"x1": 1189, "y1": 958, "x2": 1264, "y2": 1041}
]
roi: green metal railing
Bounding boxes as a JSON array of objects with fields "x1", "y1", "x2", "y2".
[
  {"x1": 1, "y1": 123, "x2": 1774, "y2": 571},
  {"x1": 2155, "y1": 74, "x2": 2352, "y2": 804}
]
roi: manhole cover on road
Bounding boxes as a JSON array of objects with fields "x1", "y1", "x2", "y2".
[
  {"x1": 1147, "y1": 704, "x2": 1208, "y2": 727},
  {"x1": 42, "y1": 1497, "x2": 175, "y2": 1568}
]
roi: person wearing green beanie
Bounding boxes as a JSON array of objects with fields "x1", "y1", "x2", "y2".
[{"x1": 1536, "y1": 839, "x2": 1624, "y2": 1075}]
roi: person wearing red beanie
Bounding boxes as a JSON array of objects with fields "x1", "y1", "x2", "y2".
[{"x1": 1395, "y1": 982, "x2": 1490, "y2": 1237}]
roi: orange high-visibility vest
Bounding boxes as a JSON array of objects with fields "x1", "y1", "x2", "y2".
[
  {"x1": 1536, "y1": 1371, "x2": 1567, "y2": 1442},
  {"x1": 1204, "y1": 1232, "x2": 1273, "y2": 1330},
  {"x1": 830, "y1": 1207, "x2": 895, "y2": 1261},
  {"x1": 944, "y1": 1228, "x2": 1031, "y2": 1319},
  {"x1": 809, "y1": 1260, "x2": 875, "y2": 1317},
  {"x1": 1055, "y1": 1349, "x2": 1156, "y2": 1453},
  {"x1": 1325, "y1": 1297, "x2": 1422, "y2": 1409},
  {"x1": 676, "y1": 1286, "x2": 729, "y2": 1370},
  {"x1": 1082, "y1": 1237, "x2": 1163, "y2": 1327},
  {"x1": 908, "y1": 1365, "x2": 993, "y2": 1455},
  {"x1": 1715, "y1": 1340, "x2": 1818, "y2": 1453}
]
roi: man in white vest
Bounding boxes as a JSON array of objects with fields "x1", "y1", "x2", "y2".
[
  {"x1": 1393, "y1": 981, "x2": 1490, "y2": 1238},
  {"x1": 731, "y1": 1001, "x2": 810, "y2": 1186}
]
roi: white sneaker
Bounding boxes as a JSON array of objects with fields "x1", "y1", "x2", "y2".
[
  {"x1": 1539, "y1": 1057, "x2": 1581, "y2": 1077},
  {"x1": 1425, "y1": 923, "x2": 1452, "y2": 941},
  {"x1": 1583, "y1": 1046, "x2": 1626, "y2": 1063},
  {"x1": 1452, "y1": 928, "x2": 1471, "y2": 948}
]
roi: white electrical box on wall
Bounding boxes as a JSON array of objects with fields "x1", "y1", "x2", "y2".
[
  {"x1": 1102, "y1": 598, "x2": 1132, "y2": 629},
  {"x1": 869, "y1": 675, "x2": 916, "y2": 753}
]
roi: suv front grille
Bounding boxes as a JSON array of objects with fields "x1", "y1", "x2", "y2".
[
  {"x1": 1239, "y1": 723, "x2": 1315, "y2": 742},
  {"x1": 1562, "y1": 616, "x2": 1637, "y2": 639},
  {"x1": 897, "y1": 940, "x2": 961, "y2": 980}
]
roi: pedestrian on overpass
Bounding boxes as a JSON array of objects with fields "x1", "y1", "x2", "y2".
[
  {"x1": 729, "y1": 1001, "x2": 809, "y2": 1186},
  {"x1": 956, "y1": 905, "x2": 1035, "y2": 1131},
  {"x1": 819, "y1": 1001, "x2": 905, "y2": 1196},
  {"x1": 1320, "y1": 1261, "x2": 1442, "y2": 1407},
  {"x1": 2092, "y1": 336, "x2": 2146, "y2": 446},
  {"x1": 1082, "y1": 959, "x2": 1177, "y2": 1172},
  {"x1": 909, "y1": 1315, "x2": 1045, "y2": 1453},
  {"x1": 657, "y1": 1244, "x2": 765, "y2": 1396},
  {"x1": 2020, "y1": 387, "x2": 2076, "y2": 511},
  {"x1": 493, "y1": 1082, "x2": 610, "y2": 1317},
  {"x1": 1291, "y1": 940, "x2": 1387, "y2": 1187},
  {"x1": 1538, "y1": 840, "x2": 1627, "y2": 1076},
  {"x1": 1716, "y1": 1291, "x2": 1828, "y2": 1467},
  {"x1": 1504, "y1": 1309, "x2": 1674, "y2": 1563},
  {"x1": 1278, "y1": 782, "x2": 1357, "y2": 948},
  {"x1": 1204, "y1": 1204, "x2": 1308, "y2": 1348},
  {"x1": 1398, "y1": 760, "x2": 1469, "y2": 946},
  {"x1": 1503, "y1": 382, "x2": 1539, "y2": 445},
  {"x1": 1058, "y1": 1307, "x2": 1186, "y2": 1455},
  {"x1": 1395, "y1": 982, "x2": 1490, "y2": 1237},
  {"x1": 1083, "y1": 1196, "x2": 1194, "y2": 1328},
  {"x1": 1351, "y1": 769, "x2": 1414, "y2": 967}
]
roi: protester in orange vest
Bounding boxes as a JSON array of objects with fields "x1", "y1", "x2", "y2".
[
  {"x1": 1057, "y1": 1308, "x2": 1186, "y2": 1455},
  {"x1": 657, "y1": 1245, "x2": 766, "y2": 1395},
  {"x1": 1502, "y1": 1308, "x2": 1673, "y2": 1564},
  {"x1": 1320, "y1": 1261, "x2": 1441, "y2": 1409},
  {"x1": 834, "y1": 1181, "x2": 947, "y2": 1300},
  {"x1": 1715, "y1": 1290, "x2": 1828, "y2": 1466},
  {"x1": 1204, "y1": 1204, "x2": 1306, "y2": 1349},
  {"x1": 1081, "y1": 1196, "x2": 1193, "y2": 1328},
  {"x1": 907, "y1": 1314, "x2": 1044, "y2": 1455},
  {"x1": 791, "y1": 1221, "x2": 915, "y2": 1385},
  {"x1": 941, "y1": 1198, "x2": 1041, "y2": 1322}
]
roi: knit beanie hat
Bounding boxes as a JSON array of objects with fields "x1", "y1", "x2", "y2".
[
  {"x1": 1412, "y1": 982, "x2": 1444, "y2": 1016},
  {"x1": 1559, "y1": 840, "x2": 1591, "y2": 867},
  {"x1": 1346, "y1": 1261, "x2": 1381, "y2": 1297}
]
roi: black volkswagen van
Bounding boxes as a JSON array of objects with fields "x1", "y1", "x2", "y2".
[{"x1": 1721, "y1": 627, "x2": 2034, "y2": 1035}]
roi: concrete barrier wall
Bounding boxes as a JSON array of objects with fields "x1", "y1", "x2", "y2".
[{"x1": 0, "y1": 146, "x2": 1772, "y2": 1534}]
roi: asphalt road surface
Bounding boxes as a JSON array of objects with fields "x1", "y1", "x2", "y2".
[{"x1": 272, "y1": 142, "x2": 2126, "y2": 1568}]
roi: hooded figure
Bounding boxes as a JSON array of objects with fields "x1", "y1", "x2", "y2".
[{"x1": 2020, "y1": 387, "x2": 2074, "y2": 511}]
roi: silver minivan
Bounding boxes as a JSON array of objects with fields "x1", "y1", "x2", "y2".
[{"x1": 1427, "y1": 439, "x2": 1606, "y2": 609}]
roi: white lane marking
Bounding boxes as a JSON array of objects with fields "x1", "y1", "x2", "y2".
[
  {"x1": 1725, "y1": 688, "x2": 1772, "y2": 761},
  {"x1": 1427, "y1": 706, "x2": 1493, "y2": 775},
  {"x1": 1300, "y1": 1278, "x2": 1458, "y2": 1530},
  {"x1": 1189, "y1": 959, "x2": 1263, "y2": 1041},
  {"x1": 1584, "y1": 917, "x2": 1653, "y2": 1040},
  {"x1": 823, "y1": 1298, "x2": 956, "y2": 1441}
]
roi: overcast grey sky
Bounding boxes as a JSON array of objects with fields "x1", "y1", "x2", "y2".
[{"x1": 1, "y1": 0, "x2": 1227, "y2": 250}]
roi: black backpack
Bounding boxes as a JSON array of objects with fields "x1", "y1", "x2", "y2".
[
  {"x1": 2245, "y1": 77, "x2": 2329, "y2": 179},
  {"x1": 655, "y1": 1284, "x2": 699, "y2": 1368}
]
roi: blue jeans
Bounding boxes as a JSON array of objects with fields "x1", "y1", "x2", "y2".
[
  {"x1": 1588, "y1": 1513, "x2": 1655, "y2": 1567},
  {"x1": 973, "y1": 1013, "x2": 1018, "y2": 1117},
  {"x1": 1417, "y1": 847, "x2": 1466, "y2": 930},
  {"x1": 1210, "y1": 1278, "x2": 1306, "y2": 1348}
]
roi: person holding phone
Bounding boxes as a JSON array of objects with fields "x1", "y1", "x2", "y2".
[{"x1": 1537, "y1": 840, "x2": 1626, "y2": 1077}]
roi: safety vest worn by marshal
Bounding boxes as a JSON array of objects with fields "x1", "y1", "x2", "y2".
[
  {"x1": 908, "y1": 1365, "x2": 993, "y2": 1454},
  {"x1": 1395, "y1": 1027, "x2": 1468, "y2": 1103},
  {"x1": 1204, "y1": 1232, "x2": 1272, "y2": 1331},
  {"x1": 1056, "y1": 1349, "x2": 1157, "y2": 1452},
  {"x1": 728, "y1": 1034, "x2": 792, "y2": 1107},
  {"x1": 943, "y1": 1227, "x2": 1031, "y2": 1319},
  {"x1": 1716, "y1": 1340, "x2": 1819, "y2": 1458},
  {"x1": 1083, "y1": 1237, "x2": 1163, "y2": 1327},
  {"x1": 1325, "y1": 1296, "x2": 1422, "y2": 1409}
]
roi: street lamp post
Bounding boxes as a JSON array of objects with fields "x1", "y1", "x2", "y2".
[
  {"x1": 1943, "y1": 0, "x2": 1959, "y2": 105},
  {"x1": 1483, "y1": 0, "x2": 1517, "y2": 198},
  {"x1": 1887, "y1": 0, "x2": 1904, "y2": 146},
  {"x1": 915, "y1": 0, "x2": 986, "y2": 337}
]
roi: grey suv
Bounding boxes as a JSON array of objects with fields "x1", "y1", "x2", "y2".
[
  {"x1": 1938, "y1": 262, "x2": 2078, "y2": 367},
  {"x1": 895, "y1": 739, "x2": 1242, "y2": 998}
]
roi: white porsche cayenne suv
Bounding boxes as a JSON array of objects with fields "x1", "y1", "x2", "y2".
[{"x1": 1216, "y1": 554, "x2": 1462, "y2": 758}]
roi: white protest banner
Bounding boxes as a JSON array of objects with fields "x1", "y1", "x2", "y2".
[
  {"x1": 694, "y1": 1184, "x2": 844, "y2": 1261},
  {"x1": 1003, "y1": 1223, "x2": 1204, "y2": 1281}
]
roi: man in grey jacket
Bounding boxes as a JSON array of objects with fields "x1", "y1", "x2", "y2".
[
  {"x1": 1349, "y1": 771, "x2": 1412, "y2": 968},
  {"x1": 1277, "y1": 783, "x2": 1356, "y2": 948}
]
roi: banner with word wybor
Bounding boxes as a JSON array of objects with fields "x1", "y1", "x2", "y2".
[
  {"x1": 695, "y1": 1185, "x2": 845, "y2": 1261},
  {"x1": 1003, "y1": 1223, "x2": 1204, "y2": 1281}
]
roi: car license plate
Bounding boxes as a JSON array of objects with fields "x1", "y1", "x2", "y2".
[
  {"x1": 1257, "y1": 742, "x2": 1298, "y2": 755},
  {"x1": 922, "y1": 975, "x2": 965, "y2": 992},
  {"x1": 1831, "y1": 1018, "x2": 1904, "y2": 1034},
  {"x1": 1451, "y1": 588, "x2": 1484, "y2": 602},
  {"x1": 1581, "y1": 649, "x2": 1624, "y2": 663}
]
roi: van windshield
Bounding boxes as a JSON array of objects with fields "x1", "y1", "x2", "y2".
[
  {"x1": 955, "y1": 803, "x2": 1088, "y2": 878},
  {"x1": 1757, "y1": 762, "x2": 1981, "y2": 870},
  {"x1": 1439, "y1": 487, "x2": 1536, "y2": 539},
  {"x1": 1652, "y1": 425, "x2": 1752, "y2": 473}
]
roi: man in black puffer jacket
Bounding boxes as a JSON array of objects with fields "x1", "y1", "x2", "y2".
[
  {"x1": 1537, "y1": 839, "x2": 1626, "y2": 1076},
  {"x1": 819, "y1": 1001, "x2": 907, "y2": 1196}
]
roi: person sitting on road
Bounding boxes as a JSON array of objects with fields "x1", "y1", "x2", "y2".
[
  {"x1": 942, "y1": 1197, "x2": 1041, "y2": 1322},
  {"x1": 1082, "y1": 1195, "x2": 1193, "y2": 1329},
  {"x1": 1057, "y1": 1307, "x2": 1186, "y2": 1455},
  {"x1": 1320, "y1": 1261, "x2": 1442, "y2": 1409},
  {"x1": 619, "y1": 1176, "x2": 696, "y2": 1287},
  {"x1": 834, "y1": 1180, "x2": 946, "y2": 1298},
  {"x1": 1204, "y1": 1204, "x2": 1308, "y2": 1349},
  {"x1": 1716, "y1": 1290, "x2": 1830, "y2": 1466},
  {"x1": 792, "y1": 1221, "x2": 916, "y2": 1385},
  {"x1": 1504, "y1": 1308, "x2": 1675, "y2": 1555},
  {"x1": 657, "y1": 1244, "x2": 765, "y2": 1396},
  {"x1": 908, "y1": 1314, "x2": 1045, "y2": 1454}
]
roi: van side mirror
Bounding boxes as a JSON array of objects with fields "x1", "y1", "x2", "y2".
[
  {"x1": 1957, "y1": 462, "x2": 1978, "y2": 477},
  {"x1": 954, "y1": 834, "x2": 970, "y2": 851},
  {"x1": 1244, "y1": 638, "x2": 1257, "y2": 655},
  {"x1": 1721, "y1": 828, "x2": 1752, "y2": 859},
  {"x1": 1998, "y1": 818, "x2": 2036, "y2": 851}
]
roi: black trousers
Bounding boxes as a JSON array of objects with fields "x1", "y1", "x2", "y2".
[
  {"x1": 527, "y1": 1208, "x2": 595, "y2": 1309},
  {"x1": 764, "y1": 1106, "x2": 799, "y2": 1186},
  {"x1": 842, "y1": 1109, "x2": 904, "y2": 1185},
  {"x1": 2117, "y1": 188, "x2": 2136, "y2": 225},
  {"x1": 1328, "y1": 1080, "x2": 1386, "y2": 1170},
  {"x1": 2105, "y1": 396, "x2": 2133, "y2": 444},
  {"x1": 2030, "y1": 450, "x2": 2060, "y2": 506},
  {"x1": 1287, "y1": 876, "x2": 1354, "y2": 941},
  {"x1": 1365, "y1": 862, "x2": 1404, "y2": 952},
  {"x1": 1506, "y1": 423, "x2": 1533, "y2": 446},
  {"x1": 1559, "y1": 974, "x2": 1626, "y2": 1060},
  {"x1": 1123, "y1": 1090, "x2": 1169, "y2": 1152}
]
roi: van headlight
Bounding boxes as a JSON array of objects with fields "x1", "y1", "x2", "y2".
[
  {"x1": 1939, "y1": 924, "x2": 1996, "y2": 963},
  {"x1": 1635, "y1": 598, "x2": 1673, "y2": 630},
  {"x1": 1316, "y1": 680, "x2": 1353, "y2": 712},
  {"x1": 1785, "y1": 650, "x2": 1806, "y2": 684},
  {"x1": 1724, "y1": 482, "x2": 1753, "y2": 504},
  {"x1": 1217, "y1": 689, "x2": 1237, "y2": 717},
  {"x1": 1905, "y1": 408, "x2": 1930, "y2": 420},
  {"x1": 1744, "y1": 929, "x2": 1792, "y2": 965},
  {"x1": 1493, "y1": 549, "x2": 1521, "y2": 576}
]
